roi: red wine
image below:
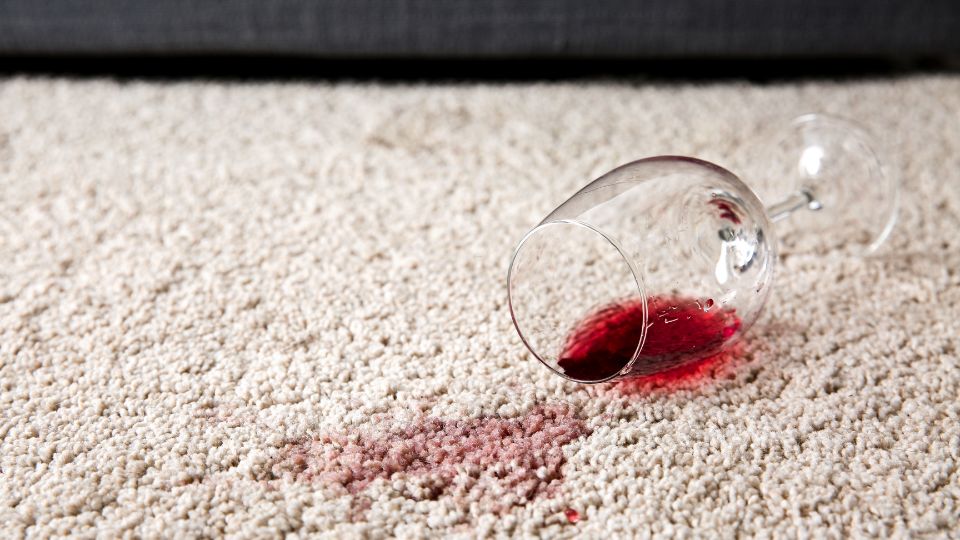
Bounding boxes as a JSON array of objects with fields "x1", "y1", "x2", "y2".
[
  {"x1": 709, "y1": 199, "x2": 742, "y2": 224},
  {"x1": 557, "y1": 295, "x2": 741, "y2": 381}
]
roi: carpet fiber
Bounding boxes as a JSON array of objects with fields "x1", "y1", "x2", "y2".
[{"x1": 1, "y1": 76, "x2": 958, "y2": 538}]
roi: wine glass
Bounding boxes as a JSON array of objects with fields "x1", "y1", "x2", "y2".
[{"x1": 507, "y1": 114, "x2": 898, "y2": 384}]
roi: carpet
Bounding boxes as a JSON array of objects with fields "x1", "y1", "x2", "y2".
[{"x1": 0, "y1": 75, "x2": 958, "y2": 538}]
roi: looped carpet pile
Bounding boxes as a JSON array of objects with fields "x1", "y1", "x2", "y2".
[{"x1": 1, "y1": 75, "x2": 958, "y2": 538}]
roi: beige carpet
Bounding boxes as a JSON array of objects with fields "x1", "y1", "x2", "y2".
[{"x1": 1, "y1": 75, "x2": 958, "y2": 538}]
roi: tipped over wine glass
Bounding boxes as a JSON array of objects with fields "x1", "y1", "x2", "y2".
[{"x1": 507, "y1": 114, "x2": 899, "y2": 384}]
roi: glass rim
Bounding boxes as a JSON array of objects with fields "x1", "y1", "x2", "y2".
[{"x1": 507, "y1": 218, "x2": 648, "y2": 384}]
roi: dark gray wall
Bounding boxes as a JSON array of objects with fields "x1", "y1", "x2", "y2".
[{"x1": 0, "y1": 0, "x2": 958, "y2": 57}]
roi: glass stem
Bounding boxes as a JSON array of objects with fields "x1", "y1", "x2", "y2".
[{"x1": 766, "y1": 189, "x2": 821, "y2": 223}]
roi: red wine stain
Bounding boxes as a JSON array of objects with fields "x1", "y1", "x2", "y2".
[
  {"x1": 709, "y1": 199, "x2": 742, "y2": 224},
  {"x1": 557, "y1": 295, "x2": 741, "y2": 382},
  {"x1": 270, "y1": 405, "x2": 591, "y2": 518},
  {"x1": 564, "y1": 508, "x2": 581, "y2": 523},
  {"x1": 614, "y1": 342, "x2": 744, "y2": 395}
]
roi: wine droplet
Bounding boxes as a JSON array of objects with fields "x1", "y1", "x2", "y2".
[
  {"x1": 722, "y1": 321, "x2": 741, "y2": 338},
  {"x1": 564, "y1": 508, "x2": 581, "y2": 523}
]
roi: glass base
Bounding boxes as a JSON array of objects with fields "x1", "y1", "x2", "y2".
[{"x1": 756, "y1": 114, "x2": 899, "y2": 255}]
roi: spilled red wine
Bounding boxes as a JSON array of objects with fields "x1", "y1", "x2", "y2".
[{"x1": 556, "y1": 295, "x2": 741, "y2": 382}]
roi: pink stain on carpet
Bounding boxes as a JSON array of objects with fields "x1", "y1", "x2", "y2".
[
  {"x1": 270, "y1": 405, "x2": 591, "y2": 513},
  {"x1": 614, "y1": 341, "x2": 746, "y2": 395}
]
